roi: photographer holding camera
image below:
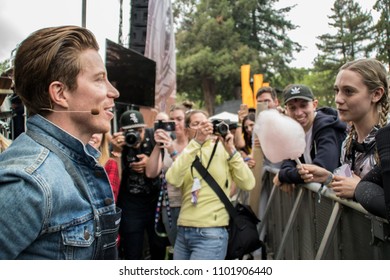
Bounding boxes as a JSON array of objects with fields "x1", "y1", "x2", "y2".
[
  {"x1": 165, "y1": 109, "x2": 255, "y2": 259},
  {"x1": 114, "y1": 109, "x2": 167, "y2": 260}
]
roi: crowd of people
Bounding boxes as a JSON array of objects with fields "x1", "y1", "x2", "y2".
[{"x1": 0, "y1": 25, "x2": 389, "y2": 260}]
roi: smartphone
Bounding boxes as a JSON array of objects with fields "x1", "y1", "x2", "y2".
[{"x1": 240, "y1": 104, "x2": 249, "y2": 115}]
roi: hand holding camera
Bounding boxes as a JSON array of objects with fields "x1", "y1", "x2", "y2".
[
  {"x1": 154, "y1": 120, "x2": 175, "y2": 132},
  {"x1": 130, "y1": 154, "x2": 148, "y2": 173},
  {"x1": 219, "y1": 129, "x2": 236, "y2": 156},
  {"x1": 211, "y1": 119, "x2": 229, "y2": 139},
  {"x1": 124, "y1": 129, "x2": 142, "y2": 147},
  {"x1": 111, "y1": 131, "x2": 125, "y2": 151},
  {"x1": 154, "y1": 120, "x2": 175, "y2": 148},
  {"x1": 194, "y1": 120, "x2": 214, "y2": 144},
  {"x1": 153, "y1": 128, "x2": 173, "y2": 148}
]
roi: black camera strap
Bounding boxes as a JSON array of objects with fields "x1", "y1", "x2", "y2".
[{"x1": 207, "y1": 138, "x2": 219, "y2": 169}]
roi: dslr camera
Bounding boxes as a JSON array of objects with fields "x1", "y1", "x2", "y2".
[
  {"x1": 154, "y1": 120, "x2": 176, "y2": 132},
  {"x1": 212, "y1": 119, "x2": 229, "y2": 138},
  {"x1": 124, "y1": 129, "x2": 141, "y2": 147}
]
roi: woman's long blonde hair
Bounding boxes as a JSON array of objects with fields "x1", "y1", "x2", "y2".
[
  {"x1": 98, "y1": 132, "x2": 111, "y2": 166},
  {"x1": 0, "y1": 133, "x2": 12, "y2": 152}
]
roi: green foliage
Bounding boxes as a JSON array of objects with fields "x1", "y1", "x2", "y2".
[
  {"x1": 302, "y1": 70, "x2": 336, "y2": 108},
  {"x1": 173, "y1": 0, "x2": 301, "y2": 114},
  {"x1": 172, "y1": 0, "x2": 385, "y2": 113},
  {"x1": 373, "y1": 0, "x2": 390, "y2": 69},
  {"x1": 175, "y1": 92, "x2": 204, "y2": 110},
  {"x1": 0, "y1": 59, "x2": 11, "y2": 76},
  {"x1": 315, "y1": 0, "x2": 375, "y2": 71},
  {"x1": 310, "y1": 0, "x2": 378, "y2": 107}
]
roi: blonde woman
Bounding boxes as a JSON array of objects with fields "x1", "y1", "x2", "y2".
[
  {"x1": 165, "y1": 109, "x2": 255, "y2": 260},
  {"x1": 299, "y1": 58, "x2": 389, "y2": 199},
  {"x1": 146, "y1": 104, "x2": 189, "y2": 247},
  {"x1": 89, "y1": 132, "x2": 121, "y2": 201}
]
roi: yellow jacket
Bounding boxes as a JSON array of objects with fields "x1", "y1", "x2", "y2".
[{"x1": 166, "y1": 138, "x2": 255, "y2": 227}]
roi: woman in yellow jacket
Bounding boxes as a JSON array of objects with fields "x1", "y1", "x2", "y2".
[{"x1": 166, "y1": 109, "x2": 255, "y2": 260}]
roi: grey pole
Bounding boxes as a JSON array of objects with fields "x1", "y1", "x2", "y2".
[{"x1": 82, "y1": 0, "x2": 87, "y2": 28}]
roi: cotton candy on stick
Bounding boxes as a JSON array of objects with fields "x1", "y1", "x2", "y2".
[{"x1": 253, "y1": 109, "x2": 306, "y2": 167}]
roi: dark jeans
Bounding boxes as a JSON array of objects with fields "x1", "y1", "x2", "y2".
[{"x1": 119, "y1": 196, "x2": 169, "y2": 260}]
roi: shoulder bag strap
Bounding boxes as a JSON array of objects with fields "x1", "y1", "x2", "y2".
[{"x1": 192, "y1": 156, "x2": 238, "y2": 220}]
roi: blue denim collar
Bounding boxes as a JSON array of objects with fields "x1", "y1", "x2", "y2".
[{"x1": 27, "y1": 114, "x2": 100, "y2": 164}]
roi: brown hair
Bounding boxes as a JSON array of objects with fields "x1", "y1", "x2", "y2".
[
  {"x1": 14, "y1": 26, "x2": 99, "y2": 115},
  {"x1": 242, "y1": 112, "x2": 256, "y2": 154},
  {"x1": 185, "y1": 110, "x2": 208, "y2": 128},
  {"x1": 256, "y1": 86, "x2": 277, "y2": 100}
]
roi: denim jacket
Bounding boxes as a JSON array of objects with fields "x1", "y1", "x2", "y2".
[{"x1": 0, "y1": 115, "x2": 120, "y2": 259}]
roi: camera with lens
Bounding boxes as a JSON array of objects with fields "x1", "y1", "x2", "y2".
[
  {"x1": 212, "y1": 119, "x2": 229, "y2": 138},
  {"x1": 124, "y1": 129, "x2": 141, "y2": 147},
  {"x1": 154, "y1": 120, "x2": 176, "y2": 132}
]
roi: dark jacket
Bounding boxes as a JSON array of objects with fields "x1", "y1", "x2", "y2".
[
  {"x1": 118, "y1": 128, "x2": 160, "y2": 198},
  {"x1": 278, "y1": 107, "x2": 347, "y2": 184}
]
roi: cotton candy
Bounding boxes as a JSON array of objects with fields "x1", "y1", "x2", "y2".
[{"x1": 253, "y1": 109, "x2": 306, "y2": 163}]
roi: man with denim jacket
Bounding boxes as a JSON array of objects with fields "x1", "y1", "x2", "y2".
[{"x1": 0, "y1": 26, "x2": 121, "y2": 259}]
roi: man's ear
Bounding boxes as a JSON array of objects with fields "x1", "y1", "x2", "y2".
[
  {"x1": 48, "y1": 81, "x2": 68, "y2": 109},
  {"x1": 312, "y1": 99, "x2": 319, "y2": 110}
]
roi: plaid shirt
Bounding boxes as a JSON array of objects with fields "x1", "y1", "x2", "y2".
[{"x1": 104, "y1": 158, "x2": 120, "y2": 202}]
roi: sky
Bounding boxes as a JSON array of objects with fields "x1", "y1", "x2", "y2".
[
  {"x1": 0, "y1": 0, "x2": 378, "y2": 69},
  {"x1": 275, "y1": 0, "x2": 378, "y2": 68}
]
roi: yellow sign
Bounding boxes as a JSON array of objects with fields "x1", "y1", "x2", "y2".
[{"x1": 241, "y1": 65, "x2": 269, "y2": 109}]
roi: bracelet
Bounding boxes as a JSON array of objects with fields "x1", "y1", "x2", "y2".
[
  {"x1": 324, "y1": 172, "x2": 334, "y2": 186},
  {"x1": 111, "y1": 151, "x2": 122, "y2": 158},
  {"x1": 170, "y1": 150, "x2": 179, "y2": 157},
  {"x1": 228, "y1": 150, "x2": 238, "y2": 161}
]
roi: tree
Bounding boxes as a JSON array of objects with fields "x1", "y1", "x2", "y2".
[
  {"x1": 315, "y1": 0, "x2": 375, "y2": 70},
  {"x1": 173, "y1": 0, "x2": 302, "y2": 114},
  {"x1": 373, "y1": 0, "x2": 390, "y2": 70},
  {"x1": 312, "y1": 0, "x2": 375, "y2": 106},
  {"x1": 0, "y1": 59, "x2": 11, "y2": 76},
  {"x1": 231, "y1": 0, "x2": 302, "y2": 82},
  {"x1": 174, "y1": 0, "x2": 259, "y2": 114}
]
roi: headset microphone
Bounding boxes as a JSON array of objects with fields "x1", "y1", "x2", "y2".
[
  {"x1": 90, "y1": 109, "x2": 100, "y2": 115},
  {"x1": 41, "y1": 108, "x2": 100, "y2": 115}
]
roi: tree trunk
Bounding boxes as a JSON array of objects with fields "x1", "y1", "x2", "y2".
[{"x1": 201, "y1": 77, "x2": 216, "y2": 116}]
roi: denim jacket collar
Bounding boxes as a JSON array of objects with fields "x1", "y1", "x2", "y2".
[{"x1": 27, "y1": 114, "x2": 100, "y2": 165}]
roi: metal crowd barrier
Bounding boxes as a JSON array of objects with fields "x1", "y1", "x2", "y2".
[{"x1": 259, "y1": 167, "x2": 390, "y2": 260}]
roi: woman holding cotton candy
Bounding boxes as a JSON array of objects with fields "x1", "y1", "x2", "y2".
[
  {"x1": 298, "y1": 58, "x2": 389, "y2": 199},
  {"x1": 272, "y1": 84, "x2": 347, "y2": 190}
]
